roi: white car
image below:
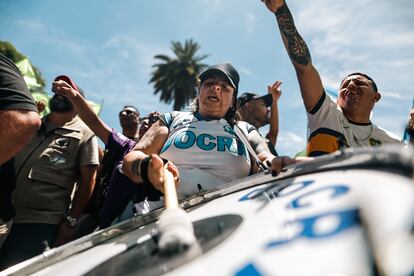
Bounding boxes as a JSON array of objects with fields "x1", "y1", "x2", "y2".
[{"x1": 3, "y1": 145, "x2": 414, "y2": 276}]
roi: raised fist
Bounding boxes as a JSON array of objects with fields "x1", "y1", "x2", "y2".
[{"x1": 261, "y1": 0, "x2": 285, "y2": 13}]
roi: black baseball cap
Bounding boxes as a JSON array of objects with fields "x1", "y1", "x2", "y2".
[
  {"x1": 199, "y1": 63, "x2": 240, "y2": 93},
  {"x1": 238, "y1": 92, "x2": 273, "y2": 107}
]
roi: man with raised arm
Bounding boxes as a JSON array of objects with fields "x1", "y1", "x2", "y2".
[
  {"x1": 262, "y1": 0, "x2": 401, "y2": 157},
  {"x1": 50, "y1": 80, "x2": 161, "y2": 230},
  {"x1": 238, "y1": 80, "x2": 282, "y2": 156},
  {"x1": 0, "y1": 76, "x2": 99, "y2": 269}
]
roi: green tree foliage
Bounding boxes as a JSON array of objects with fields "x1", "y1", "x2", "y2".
[
  {"x1": 150, "y1": 39, "x2": 208, "y2": 111},
  {"x1": 32, "y1": 65, "x2": 46, "y2": 90},
  {"x1": 0, "y1": 40, "x2": 26, "y2": 62},
  {"x1": 0, "y1": 40, "x2": 46, "y2": 90}
]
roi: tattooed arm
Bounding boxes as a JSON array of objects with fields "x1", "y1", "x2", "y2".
[{"x1": 262, "y1": 0, "x2": 324, "y2": 111}]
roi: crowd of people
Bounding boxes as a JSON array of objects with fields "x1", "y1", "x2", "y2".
[{"x1": 0, "y1": 0, "x2": 413, "y2": 271}]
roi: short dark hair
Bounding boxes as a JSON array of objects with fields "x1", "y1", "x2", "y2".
[
  {"x1": 343, "y1": 72, "x2": 378, "y2": 93},
  {"x1": 121, "y1": 105, "x2": 140, "y2": 116}
]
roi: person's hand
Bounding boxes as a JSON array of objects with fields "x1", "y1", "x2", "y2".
[
  {"x1": 36, "y1": 101, "x2": 46, "y2": 113},
  {"x1": 148, "y1": 111, "x2": 160, "y2": 118},
  {"x1": 270, "y1": 156, "x2": 313, "y2": 175},
  {"x1": 261, "y1": 0, "x2": 285, "y2": 13},
  {"x1": 148, "y1": 154, "x2": 180, "y2": 193},
  {"x1": 52, "y1": 80, "x2": 79, "y2": 99},
  {"x1": 53, "y1": 222, "x2": 74, "y2": 247},
  {"x1": 267, "y1": 80, "x2": 282, "y2": 103}
]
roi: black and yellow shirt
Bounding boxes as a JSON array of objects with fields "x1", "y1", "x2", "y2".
[{"x1": 307, "y1": 92, "x2": 401, "y2": 157}]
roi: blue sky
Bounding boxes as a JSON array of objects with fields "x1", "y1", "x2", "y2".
[{"x1": 1, "y1": 0, "x2": 413, "y2": 156}]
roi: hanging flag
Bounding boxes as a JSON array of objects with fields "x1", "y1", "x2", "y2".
[
  {"x1": 87, "y1": 99, "x2": 102, "y2": 115},
  {"x1": 13, "y1": 57, "x2": 102, "y2": 116},
  {"x1": 15, "y1": 58, "x2": 42, "y2": 91}
]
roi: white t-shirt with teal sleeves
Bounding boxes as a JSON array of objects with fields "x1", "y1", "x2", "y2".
[{"x1": 159, "y1": 111, "x2": 252, "y2": 198}]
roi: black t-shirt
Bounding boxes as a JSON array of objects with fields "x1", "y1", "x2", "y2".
[
  {"x1": 0, "y1": 53, "x2": 38, "y2": 221},
  {"x1": 0, "y1": 53, "x2": 37, "y2": 111}
]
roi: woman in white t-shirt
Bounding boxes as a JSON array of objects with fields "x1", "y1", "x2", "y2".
[{"x1": 123, "y1": 63, "x2": 295, "y2": 200}]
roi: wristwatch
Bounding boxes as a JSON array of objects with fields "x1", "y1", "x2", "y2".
[{"x1": 65, "y1": 215, "x2": 78, "y2": 227}]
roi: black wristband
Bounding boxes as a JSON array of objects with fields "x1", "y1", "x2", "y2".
[
  {"x1": 140, "y1": 156, "x2": 170, "y2": 184},
  {"x1": 140, "y1": 155, "x2": 152, "y2": 184}
]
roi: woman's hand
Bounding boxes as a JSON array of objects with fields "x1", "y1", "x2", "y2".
[
  {"x1": 148, "y1": 154, "x2": 180, "y2": 193},
  {"x1": 270, "y1": 155, "x2": 312, "y2": 175}
]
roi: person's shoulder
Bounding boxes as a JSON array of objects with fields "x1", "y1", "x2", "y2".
[
  {"x1": 110, "y1": 129, "x2": 136, "y2": 146},
  {"x1": 161, "y1": 111, "x2": 188, "y2": 120},
  {"x1": 372, "y1": 123, "x2": 402, "y2": 143},
  {"x1": 68, "y1": 116, "x2": 96, "y2": 137},
  {"x1": 237, "y1": 120, "x2": 259, "y2": 135},
  {"x1": 160, "y1": 111, "x2": 192, "y2": 128},
  {"x1": 308, "y1": 91, "x2": 339, "y2": 115}
]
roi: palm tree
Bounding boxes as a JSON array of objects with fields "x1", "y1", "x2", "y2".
[{"x1": 150, "y1": 39, "x2": 208, "y2": 110}]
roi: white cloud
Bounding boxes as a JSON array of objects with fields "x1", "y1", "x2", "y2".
[
  {"x1": 292, "y1": 0, "x2": 414, "y2": 92},
  {"x1": 245, "y1": 12, "x2": 256, "y2": 35},
  {"x1": 277, "y1": 131, "x2": 307, "y2": 156},
  {"x1": 16, "y1": 19, "x2": 45, "y2": 32},
  {"x1": 201, "y1": 0, "x2": 224, "y2": 5},
  {"x1": 75, "y1": 35, "x2": 171, "y2": 114},
  {"x1": 15, "y1": 21, "x2": 171, "y2": 116},
  {"x1": 373, "y1": 113, "x2": 408, "y2": 137},
  {"x1": 381, "y1": 91, "x2": 413, "y2": 101},
  {"x1": 238, "y1": 66, "x2": 257, "y2": 79},
  {"x1": 102, "y1": 34, "x2": 169, "y2": 73}
]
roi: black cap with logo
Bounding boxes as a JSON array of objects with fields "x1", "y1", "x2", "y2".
[
  {"x1": 238, "y1": 92, "x2": 273, "y2": 107},
  {"x1": 199, "y1": 63, "x2": 240, "y2": 94}
]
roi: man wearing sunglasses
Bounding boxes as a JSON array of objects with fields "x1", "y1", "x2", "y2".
[{"x1": 119, "y1": 105, "x2": 140, "y2": 142}]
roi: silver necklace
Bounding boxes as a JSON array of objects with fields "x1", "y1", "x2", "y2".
[{"x1": 353, "y1": 123, "x2": 373, "y2": 142}]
